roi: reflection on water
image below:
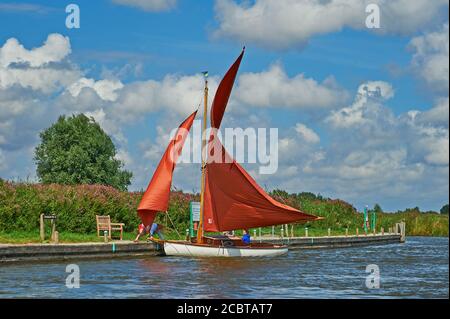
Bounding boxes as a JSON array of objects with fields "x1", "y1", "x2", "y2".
[{"x1": 0, "y1": 237, "x2": 448, "y2": 298}]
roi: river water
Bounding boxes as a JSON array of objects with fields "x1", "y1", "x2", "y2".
[{"x1": 0, "y1": 236, "x2": 448, "y2": 298}]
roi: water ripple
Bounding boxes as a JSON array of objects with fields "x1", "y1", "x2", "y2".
[{"x1": 0, "y1": 237, "x2": 447, "y2": 298}]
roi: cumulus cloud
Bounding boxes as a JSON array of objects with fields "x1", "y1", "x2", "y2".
[
  {"x1": 234, "y1": 64, "x2": 348, "y2": 109},
  {"x1": 250, "y1": 79, "x2": 448, "y2": 211},
  {"x1": 109, "y1": 73, "x2": 212, "y2": 123},
  {"x1": 295, "y1": 123, "x2": 320, "y2": 144},
  {"x1": 326, "y1": 81, "x2": 394, "y2": 128},
  {"x1": 67, "y1": 78, "x2": 124, "y2": 102},
  {"x1": 0, "y1": 34, "x2": 80, "y2": 93},
  {"x1": 111, "y1": 0, "x2": 176, "y2": 11},
  {"x1": 213, "y1": 0, "x2": 449, "y2": 49},
  {"x1": 409, "y1": 23, "x2": 449, "y2": 93},
  {"x1": 0, "y1": 34, "x2": 81, "y2": 153},
  {"x1": 415, "y1": 97, "x2": 449, "y2": 127},
  {"x1": 0, "y1": 34, "x2": 71, "y2": 68}
]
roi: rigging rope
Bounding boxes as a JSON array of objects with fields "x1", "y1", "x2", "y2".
[{"x1": 165, "y1": 210, "x2": 183, "y2": 240}]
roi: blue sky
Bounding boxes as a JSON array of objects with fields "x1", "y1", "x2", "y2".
[{"x1": 0, "y1": 0, "x2": 448, "y2": 212}]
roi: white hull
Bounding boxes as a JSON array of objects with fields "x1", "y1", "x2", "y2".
[{"x1": 163, "y1": 241, "x2": 288, "y2": 257}]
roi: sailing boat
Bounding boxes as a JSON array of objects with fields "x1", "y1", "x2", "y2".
[{"x1": 137, "y1": 49, "x2": 321, "y2": 257}]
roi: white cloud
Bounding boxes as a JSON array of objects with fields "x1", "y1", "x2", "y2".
[
  {"x1": 0, "y1": 34, "x2": 80, "y2": 93},
  {"x1": 0, "y1": 67, "x2": 81, "y2": 93},
  {"x1": 326, "y1": 81, "x2": 394, "y2": 128},
  {"x1": 0, "y1": 34, "x2": 71, "y2": 68},
  {"x1": 0, "y1": 34, "x2": 81, "y2": 152},
  {"x1": 409, "y1": 23, "x2": 449, "y2": 93},
  {"x1": 214, "y1": 0, "x2": 448, "y2": 50},
  {"x1": 68, "y1": 78, "x2": 124, "y2": 102},
  {"x1": 234, "y1": 64, "x2": 348, "y2": 109},
  {"x1": 415, "y1": 97, "x2": 449, "y2": 127},
  {"x1": 251, "y1": 79, "x2": 448, "y2": 211},
  {"x1": 112, "y1": 0, "x2": 176, "y2": 11},
  {"x1": 109, "y1": 73, "x2": 216, "y2": 123},
  {"x1": 295, "y1": 123, "x2": 320, "y2": 144},
  {"x1": 356, "y1": 81, "x2": 394, "y2": 100}
]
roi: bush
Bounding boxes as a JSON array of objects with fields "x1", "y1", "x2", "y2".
[{"x1": 0, "y1": 182, "x2": 447, "y2": 237}]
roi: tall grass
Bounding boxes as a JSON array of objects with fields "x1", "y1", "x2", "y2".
[{"x1": 0, "y1": 181, "x2": 447, "y2": 242}]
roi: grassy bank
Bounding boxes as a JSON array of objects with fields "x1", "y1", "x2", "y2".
[{"x1": 0, "y1": 181, "x2": 448, "y2": 244}]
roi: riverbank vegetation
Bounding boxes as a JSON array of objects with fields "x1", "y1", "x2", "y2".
[{"x1": 0, "y1": 180, "x2": 448, "y2": 243}]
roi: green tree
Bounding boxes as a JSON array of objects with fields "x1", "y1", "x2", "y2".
[
  {"x1": 373, "y1": 203, "x2": 383, "y2": 214},
  {"x1": 34, "y1": 114, "x2": 132, "y2": 191},
  {"x1": 440, "y1": 204, "x2": 449, "y2": 215}
]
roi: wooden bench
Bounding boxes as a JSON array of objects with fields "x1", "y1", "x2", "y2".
[{"x1": 96, "y1": 215, "x2": 125, "y2": 240}]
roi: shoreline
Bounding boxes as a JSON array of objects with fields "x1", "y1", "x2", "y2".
[{"x1": 1, "y1": 233, "x2": 405, "y2": 264}]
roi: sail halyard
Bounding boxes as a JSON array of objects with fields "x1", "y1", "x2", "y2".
[{"x1": 197, "y1": 73, "x2": 208, "y2": 243}]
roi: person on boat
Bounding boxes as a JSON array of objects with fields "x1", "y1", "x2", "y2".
[
  {"x1": 222, "y1": 230, "x2": 234, "y2": 237},
  {"x1": 242, "y1": 229, "x2": 251, "y2": 245},
  {"x1": 134, "y1": 223, "x2": 165, "y2": 242}
]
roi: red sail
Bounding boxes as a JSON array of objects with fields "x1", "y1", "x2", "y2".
[
  {"x1": 204, "y1": 50, "x2": 319, "y2": 231},
  {"x1": 210, "y1": 48, "x2": 244, "y2": 129},
  {"x1": 203, "y1": 141, "x2": 319, "y2": 232},
  {"x1": 137, "y1": 110, "x2": 197, "y2": 226}
]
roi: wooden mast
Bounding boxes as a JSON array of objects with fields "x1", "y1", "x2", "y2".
[{"x1": 197, "y1": 72, "x2": 208, "y2": 243}]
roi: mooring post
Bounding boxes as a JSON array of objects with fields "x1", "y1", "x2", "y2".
[
  {"x1": 53, "y1": 231, "x2": 59, "y2": 244},
  {"x1": 305, "y1": 227, "x2": 308, "y2": 238},
  {"x1": 327, "y1": 228, "x2": 331, "y2": 237},
  {"x1": 345, "y1": 228, "x2": 348, "y2": 237},
  {"x1": 400, "y1": 221, "x2": 406, "y2": 242},
  {"x1": 381, "y1": 227, "x2": 384, "y2": 235},
  {"x1": 259, "y1": 228, "x2": 262, "y2": 242},
  {"x1": 186, "y1": 229, "x2": 190, "y2": 241},
  {"x1": 271, "y1": 226, "x2": 274, "y2": 238},
  {"x1": 280, "y1": 226, "x2": 284, "y2": 239},
  {"x1": 290, "y1": 225, "x2": 294, "y2": 238},
  {"x1": 253, "y1": 229, "x2": 257, "y2": 241},
  {"x1": 356, "y1": 228, "x2": 359, "y2": 237},
  {"x1": 39, "y1": 214, "x2": 45, "y2": 241},
  {"x1": 103, "y1": 230, "x2": 108, "y2": 243},
  {"x1": 51, "y1": 219, "x2": 56, "y2": 241}
]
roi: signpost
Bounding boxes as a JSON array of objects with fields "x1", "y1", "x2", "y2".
[
  {"x1": 189, "y1": 202, "x2": 201, "y2": 237},
  {"x1": 40, "y1": 214, "x2": 57, "y2": 242}
]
